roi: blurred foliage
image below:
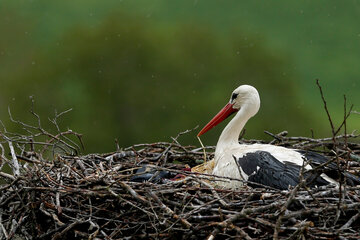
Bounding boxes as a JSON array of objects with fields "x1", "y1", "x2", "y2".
[{"x1": 1, "y1": 1, "x2": 359, "y2": 153}]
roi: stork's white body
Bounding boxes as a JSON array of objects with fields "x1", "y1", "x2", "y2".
[
  {"x1": 198, "y1": 85, "x2": 345, "y2": 190},
  {"x1": 213, "y1": 143, "x2": 310, "y2": 188}
]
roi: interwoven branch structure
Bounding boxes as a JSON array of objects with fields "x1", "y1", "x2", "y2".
[{"x1": 1, "y1": 134, "x2": 360, "y2": 239}]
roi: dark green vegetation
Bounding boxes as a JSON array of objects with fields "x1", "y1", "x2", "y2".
[{"x1": 1, "y1": 1, "x2": 359, "y2": 153}]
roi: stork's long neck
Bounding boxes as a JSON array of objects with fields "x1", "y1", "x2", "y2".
[{"x1": 215, "y1": 106, "x2": 252, "y2": 156}]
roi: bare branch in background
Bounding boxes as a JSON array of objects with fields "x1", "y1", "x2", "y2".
[{"x1": 3, "y1": 98, "x2": 83, "y2": 158}]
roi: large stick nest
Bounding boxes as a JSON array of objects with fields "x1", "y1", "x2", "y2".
[
  {"x1": 1, "y1": 130, "x2": 360, "y2": 239},
  {"x1": 1, "y1": 86, "x2": 360, "y2": 239}
]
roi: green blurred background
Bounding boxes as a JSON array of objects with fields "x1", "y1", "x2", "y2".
[{"x1": 1, "y1": 0, "x2": 359, "y2": 153}]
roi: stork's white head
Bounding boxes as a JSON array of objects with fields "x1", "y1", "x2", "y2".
[
  {"x1": 230, "y1": 85, "x2": 260, "y2": 117},
  {"x1": 197, "y1": 85, "x2": 260, "y2": 137}
]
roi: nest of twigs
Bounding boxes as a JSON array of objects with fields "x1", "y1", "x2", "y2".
[
  {"x1": 1, "y1": 128, "x2": 360, "y2": 239},
  {"x1": 1, "y1": 83, "x2": 360, "y2": 239}
]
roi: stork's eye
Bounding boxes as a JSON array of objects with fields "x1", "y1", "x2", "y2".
[{"x1": 231, "y1": 93, "x2": 238, "y2": 102}]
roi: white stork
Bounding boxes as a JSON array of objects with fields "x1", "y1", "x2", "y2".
[{"x1": 197, "y1": 85, "x2": 360, "y2": 189}]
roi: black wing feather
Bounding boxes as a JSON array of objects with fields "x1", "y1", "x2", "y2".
[
  {"x1": 237, "y1": 151, "x2": 328, "y2": 190},
  {"x1": 298, "y1": 150, "x2": 360, "y2": 186}
]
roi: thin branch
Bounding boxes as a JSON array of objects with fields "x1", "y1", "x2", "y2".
[{"x1": 316, "y1": 79, "x2": 336, "y2": 136}]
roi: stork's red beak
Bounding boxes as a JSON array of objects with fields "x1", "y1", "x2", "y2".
[{"x1": 197, "y1": 103, "x2": 238, "y2": 137}]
